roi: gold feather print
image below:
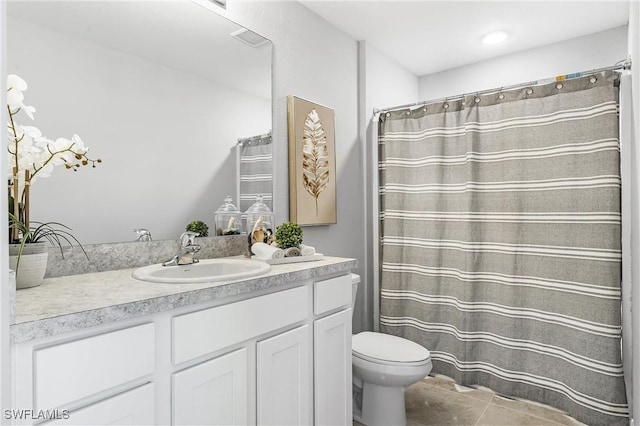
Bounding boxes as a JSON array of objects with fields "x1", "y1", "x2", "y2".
[{"x1": 302, "y1": 109, "x2": 329, "y2": 215}]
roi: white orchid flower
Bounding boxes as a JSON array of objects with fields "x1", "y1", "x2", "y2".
[
  {"x1": 31, "y1": 159, "x2": 54, "y2": 179},
  {"x1": 6, "y1": 74, "x2": 35, "y2": 119},
  {"x1": 10, "y1": 125, "x2": 42, "y2": 157},
  {"x1": 51, "y1": 137, "x2": 76, "y2": 163},
  {"x1": 20, "y1": 125, "x2": 50, "y2": 149},
  {"x1": 70, "y1": 134, "x2": 87, "y2": 152},
  {"x1": 6, "y1": 74, "x2": 100, "y2": 240}
]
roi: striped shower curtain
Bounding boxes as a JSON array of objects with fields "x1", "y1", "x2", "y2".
[
  {"x1": 378, "y1": 71, "x2": 627, "y2": 425},
  {"x1": 238, "y1": 133, "x2": 273, "y2": 212}
]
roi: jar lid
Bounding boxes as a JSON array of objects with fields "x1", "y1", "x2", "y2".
[
  {"x1": 245, "y1": 194, "x2": 272, "y2": 214},
  {"x1": 215, "y1": 196, "x2": 240, "y2": 214}
]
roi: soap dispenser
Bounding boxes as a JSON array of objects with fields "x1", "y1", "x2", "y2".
[
  {"x1": 214, "y1": 196, "x2": 242, "y2": 236},
  {"x1": 245, "y1": 194, "x2": 275, "y2": 244}
]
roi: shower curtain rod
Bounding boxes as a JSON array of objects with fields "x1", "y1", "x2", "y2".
[{"x1": 373, "y1": 58, "x2": 632, "y2": 115}]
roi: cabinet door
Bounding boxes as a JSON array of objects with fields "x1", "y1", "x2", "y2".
[
  {"x1": 257, "y1": 325, "x2": 311, "y2": 425},
  {"x1": 47, "y1": 384, "x2": 154, "y2": 425},
  {"x1": 314, "y1": 309, "x2": 352, "y2": 426},
  {"x1": 172, "y1": 348, "x2": 248, "y2": 425}
]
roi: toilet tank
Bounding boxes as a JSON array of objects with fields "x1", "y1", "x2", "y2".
[{"x1": 351, "y1": 273, "x2": 361, "y2": 311}]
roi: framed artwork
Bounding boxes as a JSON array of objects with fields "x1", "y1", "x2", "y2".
[{"x1": 287, "y1": 96, "x2": 337, "y2": 225}]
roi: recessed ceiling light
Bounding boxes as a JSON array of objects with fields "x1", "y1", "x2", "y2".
[{"x1": 482, "y1": 31, "x2": 508, "y2": 45}]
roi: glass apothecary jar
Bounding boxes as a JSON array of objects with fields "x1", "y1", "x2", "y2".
[
  {"x1": 214, "y1": 196, "x2": 242, "y2": 236},
  {"x1": 245, "y1": 194, "x2": 275, "y2": 244}
]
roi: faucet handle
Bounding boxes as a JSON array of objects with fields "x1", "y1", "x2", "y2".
[{"x1": 180, "y1": 231, "x2": 200, "y2": 247}]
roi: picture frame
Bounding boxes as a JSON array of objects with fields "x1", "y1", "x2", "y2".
[{"x1": 287, "y1": 96, "x2": 337, "y2": 226}]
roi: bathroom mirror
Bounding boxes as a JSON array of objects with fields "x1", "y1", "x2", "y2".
[{"x1": 6, "y1": 0, "x2": 272, "y2": 244}]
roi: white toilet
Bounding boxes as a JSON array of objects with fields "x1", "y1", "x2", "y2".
[{"x1": 351, "y1": 274, "x2": 432, "y2": 426}]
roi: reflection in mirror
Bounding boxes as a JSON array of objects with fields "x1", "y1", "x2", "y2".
[
  {"x1": 237, "y1": 132, "x2": 273, "y2": 213},
  {"x1": 7, "y1": 0, "x2": 272, "y2": 244}
]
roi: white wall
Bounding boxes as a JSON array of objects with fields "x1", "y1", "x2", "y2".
[
  {"x1": 628, "y1": 0, "x2": 639, "y2": 422},
  {"x1": 360, "y1": 43, "x2": 419, "y2": 332},
  {"x1": 419, "y1": 25, "x2": 628, "y2": 100},
  {"x1": 8, "y1": 16, "x2": 270, "y2": 244},
  {"x1": 364, "y1": 44, "x2": 419, "y2": 116},
  {"x1": 0, "y1": 0, "x2": 10, "y2": 418},
  {"x1": 220, "y1": 1, "x2": 365, "y2": 293}
]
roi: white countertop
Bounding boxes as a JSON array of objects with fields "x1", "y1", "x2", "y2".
[{"x1": 12, "y1": 256, "x2": 357, "y2": 343}]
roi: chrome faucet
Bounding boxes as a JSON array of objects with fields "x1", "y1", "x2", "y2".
[
  {"x1": 133, "y1": 228, "x2": 152, "y2": 242},
  {"x1": 162, "y1": 232, "x2": 201, "y2": 266}
]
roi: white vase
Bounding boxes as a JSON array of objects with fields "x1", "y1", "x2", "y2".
[{"x1": 9, "y1": 242, "x2": 49, "y2": 290}]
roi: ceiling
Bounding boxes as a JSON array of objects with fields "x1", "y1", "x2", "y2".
[{"x1": 299, "y1": 0, "x2": 630, "y2": 77}]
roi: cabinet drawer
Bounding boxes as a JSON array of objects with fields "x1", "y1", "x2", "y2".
[
  {"x1": 173, "y1": 285, "x2": 309, "y2": 364},
  {"x1": 314, "y1": 275, "x2": 351, "y2": 315},
  {"x1": 34, "y1": 323, "x2": 154, "y2": 410},
  {"x1": 46, "y1": 383, "x2": 154, "y2": 425}
]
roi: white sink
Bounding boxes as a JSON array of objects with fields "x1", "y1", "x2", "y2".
[{"x1": 132, "y1": 258, "x2": 271, "y2": 284}]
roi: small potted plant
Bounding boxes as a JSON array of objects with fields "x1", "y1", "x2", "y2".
[
  {"x1": 185, "y1": 220, "x2": 209, "y2": 238},
  {"x1": 274, "y1": 222, "x2": 303, "y2": 249},
  {"x1": 6, "y1": 74, "x2": 101, "y2": 288},
  {"x1": 8, "y1": 212, "x2": 88, "y2": 289}
]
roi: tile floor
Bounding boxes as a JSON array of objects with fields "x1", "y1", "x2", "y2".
[{"x1": 355, "y1": 374, "x2": 585, "y2": 426}]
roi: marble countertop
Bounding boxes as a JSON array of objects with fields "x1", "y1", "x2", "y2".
[{"x1": 11, "y1": 256, "x2": 357, "y2": 343}]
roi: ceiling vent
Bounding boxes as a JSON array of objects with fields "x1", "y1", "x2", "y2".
[
  {"x1": 230, "y1": 28, "x2": 269, "y2": 48},
  {"x1": 208, "y1": 0, "x2": 226, "y2": 9}
]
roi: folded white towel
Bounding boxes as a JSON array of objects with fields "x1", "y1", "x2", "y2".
[
  {"x1": 284, "y1": 247, "x2": 301, "y2": 257},
  {"x1": 300, "y1": 244, "x2": 316, "y2": 256},
  {"x1": 251, "y1": 242, "x2": 284, "y2": 259}
]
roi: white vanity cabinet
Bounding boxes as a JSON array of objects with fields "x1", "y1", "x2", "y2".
[
  {"x1": 171, "y1": 285, "x2": 311, "y2": 425},
  {"x1": 11, "y1": 271, "x2": 352, "y2": 425}
]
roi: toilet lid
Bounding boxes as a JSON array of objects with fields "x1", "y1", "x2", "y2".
[{"x1": 352, "y1": 332, "x2": 430, "y2": 364}]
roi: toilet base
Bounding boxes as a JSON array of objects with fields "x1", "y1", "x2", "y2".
[{"x1": 361, "y1": 381, "x2": 407, "y2": 426}]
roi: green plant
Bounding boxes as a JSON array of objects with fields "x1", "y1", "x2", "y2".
[
  {"x1": 186, "y1": 220, "x2": 209, "y2": 237},
  {"x1": 8, "y1": 212, "x2": 87, "y2": 270},
  {"x1": 274, "y1": 222, "x2": 303, "y2": 249}
]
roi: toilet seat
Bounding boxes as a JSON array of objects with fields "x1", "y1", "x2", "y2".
[
  {"x1": 352, "y1": 332, "x2": 430, "y2": 366},
  {"x1": 353, "y1": 351, "x2": 431, "y2": 367}
]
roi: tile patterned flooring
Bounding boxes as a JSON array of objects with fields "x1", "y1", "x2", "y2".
[{"x1": 355, "y1": 374, "x2": 585, "y2": 426}]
